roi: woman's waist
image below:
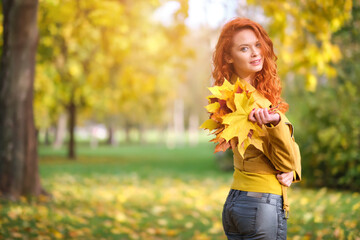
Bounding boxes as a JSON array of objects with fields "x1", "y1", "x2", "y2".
[
  {"x1": 225, "y1": 189, "x2": 283, "y2": 207},
  {"x1": 231, "y1": 168, "x2": 282, "y2": 195}
]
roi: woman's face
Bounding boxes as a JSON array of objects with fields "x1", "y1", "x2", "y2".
[{"x1": 227, "y1": 28, "x2": 264, "y2": 83}]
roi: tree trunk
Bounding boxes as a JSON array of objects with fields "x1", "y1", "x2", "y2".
[
  {"x1": 124, "y1": 121, "x2": 131, "y2": 143},
  {"x1": 158, "y1": 126, "x2": 167, "y2": 146},
  {"x1": 67, "y1": 100, "x2": 76, "y2": 159},
  {"x1": 107, "y1": 125, "x2": 117, "y2": 146},
  {"x1": 188, "y1": 113, "x2": 199, "y2": 146},
  {"x1": 139, "y1": 125, "x2": 146, "y2": 145},
  {"x1": 44, "y1": 128, "x2": 51, "y2": 146},
  {"x1": 90, "y1": 125, "x2": 98, "y2": 149},
  {"x1": 173, "y1": 99, "x2": 185, "y2": 147},
  {"x1": 166, "y1": 106, "x2": 175, "y2": 149},
  {"x1": 0, "y1": 0, "x2": 43, "y2": 199},
  {"x1": 53, "y1": 113, "x2": 67, "y2": 149}
]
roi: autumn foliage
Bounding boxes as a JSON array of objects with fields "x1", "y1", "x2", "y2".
[
  {"x1": 200, "y1": 77, "x2": 275, "y2": 156},
  {"x1": 1, "y1": 145, "x2": 360, "y2": 239}
]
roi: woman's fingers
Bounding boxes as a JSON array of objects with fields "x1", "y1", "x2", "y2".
[
  {"x1": 259, "y1": 108, "x2": 267, "y2": 124},
  {"x1": 277, "y1": 172, "x2": 292, "y2": 186},
  {"x1": 249, "y1": 108, "x2": 279, "y2": 126},
  {"x1": 277, "y1": 172, "x2": 294, "y2": 187},
  {"x1": 256, "y1": 108, "x2": 269, "y2": 125},
  {"x1": 277, "y1": 175, "x2": 290, "y2": 187},
  {"x1": 248, "y1": 108, "x2": 280, "y2": 127},
  {"x1": 263, "y1": 108, "x2": 270, "y2": 119},
  {"x1": 254, "y1": 109, "x2": 263, "y2": 125},
  {"x1": 248, "y1": 109, "x2": 256, "y2": 122}
]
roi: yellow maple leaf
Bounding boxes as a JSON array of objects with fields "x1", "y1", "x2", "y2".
[
  {"x1": 207, "y1": 78, "x2": 234, "y2": 99},
  {"x1": 204, "y1": 102, "x2": 220, "y2": 113},
  {"x1": 214, "y1": 139, "x2": 230, "y2": 153},
  {"x1": 238, "y1": 129, "x2": 264, "y2": 156},
  {"x1": 253, "y1": 92, "x2": 272, "y2": 108},
  {"x1": 221, "y1": 93, "x2": 262, "y2": 144},
  {"x1": 199, "y1": 119, "x2": 220, "y2": 131},
  {"x1": 221, "y1": 89, "x2": 236, "y2": 112},
  {"x1": 206, "y1": 95, "x2": 217, "y2": 103},
  {"x1": 208, "y1": 86, "x2": 223, "y2": 99},
  {"x1": 200, "y1": 77, "x2": 272, "y2": 154},
  {"x1": 233, "y1": 76, "x2": 272, "y2": 109}
]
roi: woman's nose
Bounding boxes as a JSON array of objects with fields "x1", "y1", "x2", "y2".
[{"x1": 251, "y1": 48, "x2": 259, "y2": 57}]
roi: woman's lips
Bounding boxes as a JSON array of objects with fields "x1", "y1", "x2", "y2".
[{"x1": 250, "y1": 59, "x2": 262, "y2": 66}]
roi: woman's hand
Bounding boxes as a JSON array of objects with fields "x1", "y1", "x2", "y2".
[
  {"x1": 248, "y1": 108, "x2": 280, "y2": 126},
  {"x1": 276, "y1": 172, "x2": 293, "y2": 187}
]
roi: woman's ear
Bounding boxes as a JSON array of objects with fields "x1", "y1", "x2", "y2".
[{"x1": 225, "y1": 54, "x2": 233, "y2": 63}]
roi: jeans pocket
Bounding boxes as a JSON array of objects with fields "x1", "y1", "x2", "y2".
[{"x1": 230, "y1": 204, "x2": 258, "y2": 235}]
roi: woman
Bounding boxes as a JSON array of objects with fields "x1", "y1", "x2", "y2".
[{"x1": 212, "y1": 18, "x2": 302, "y2": 239}]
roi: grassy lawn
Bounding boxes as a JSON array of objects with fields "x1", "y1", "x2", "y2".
[{"x1": 0, "y1": 143, "x2": 359, "y2": 239}]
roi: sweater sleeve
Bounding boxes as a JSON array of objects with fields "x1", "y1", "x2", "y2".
[{"x1": 263, "y1": 112, "x2": 302, "y2": 182}]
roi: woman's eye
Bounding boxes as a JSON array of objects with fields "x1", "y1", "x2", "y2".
[
  {"x1": 240, "y1": 47, "x2": 248, "y2": 52},
  {"x1": 256, "y1": 43, "x2": 261, "y2": 47}
]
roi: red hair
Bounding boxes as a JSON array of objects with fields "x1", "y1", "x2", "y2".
[{"x1": 212, "y1": 18, "x2": 288, "y2": 112}]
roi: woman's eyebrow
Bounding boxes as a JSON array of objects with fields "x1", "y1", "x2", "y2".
[{"x1": 236, "y1": 41, "x2": 259, "y2": 47}]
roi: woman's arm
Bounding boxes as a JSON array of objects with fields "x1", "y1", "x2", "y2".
[{"x1": 249, "y1": 108, "x2": 302, "y2": 182}]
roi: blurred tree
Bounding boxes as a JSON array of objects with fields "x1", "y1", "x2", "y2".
[
  {"x1": 35, "y1": 0, "x2": 191, "y2": 156},
  {"x1": 246, "y1": 0, "x2": 352, "y2": 90},
  {"x1": 37, "y1": 0, "x2": 120, "y2": 159},
  {"x1": 0, "y1": 0, "x2": 45, "y2": 199},
  {"x1": 81, "y1": 0, "x2": 191, "y2": 146},
  {"x1": 296, "y1": 1, "x2": 360, "y2": 190},
  {"x1": 182, "y1": 26, "x2": 215, "y2": 146},
  {"x1": 333, "y1": 0, "x2": 360, "y2": 88}
]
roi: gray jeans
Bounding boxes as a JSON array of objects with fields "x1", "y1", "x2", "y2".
[{"x1": 222, "y1": 189, "x2": 287, "y2": 240}]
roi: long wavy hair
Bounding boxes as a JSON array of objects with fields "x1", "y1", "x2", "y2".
[{"x1": 212, "y1": 18, "x2": 288, "y2": 112}]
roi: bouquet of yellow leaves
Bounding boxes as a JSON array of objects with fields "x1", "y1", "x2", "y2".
[{"x1": 200, "y1": 77, "x2": 273, "y2": 157}]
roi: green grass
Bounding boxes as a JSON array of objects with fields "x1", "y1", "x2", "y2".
[
  {"x1": 0, "y1": 143, "x2": 359, "y2": 239},
  {"x1": 38, "y1": 143, "x2": 226, "y2": 180}
]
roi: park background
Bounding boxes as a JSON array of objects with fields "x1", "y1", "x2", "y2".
[{"x1": 0, "y1": 0, "x2": 359, "y2": 239}]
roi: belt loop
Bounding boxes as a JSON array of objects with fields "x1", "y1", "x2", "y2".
[
  {"x1": 231, "y1": 189, "x2": 241, "y2": 202},
  {"x1": 266, "y1": 193, "x2": 271, "y2": 204},
  {"x1": 230, "y1": 189, "x2": 236, "y2": 202}
]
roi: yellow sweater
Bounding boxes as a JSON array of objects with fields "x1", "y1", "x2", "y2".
[
  {"x1": 228, "y1": 75, "x2": 302, "y2": 210},
  {"x1": 230, "y1": 114, "x2": 301, "y2": 195}
]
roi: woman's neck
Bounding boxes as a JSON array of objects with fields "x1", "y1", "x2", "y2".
[{"x1": 235, "y1": 71, "x2": 255, "y2": 86}]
